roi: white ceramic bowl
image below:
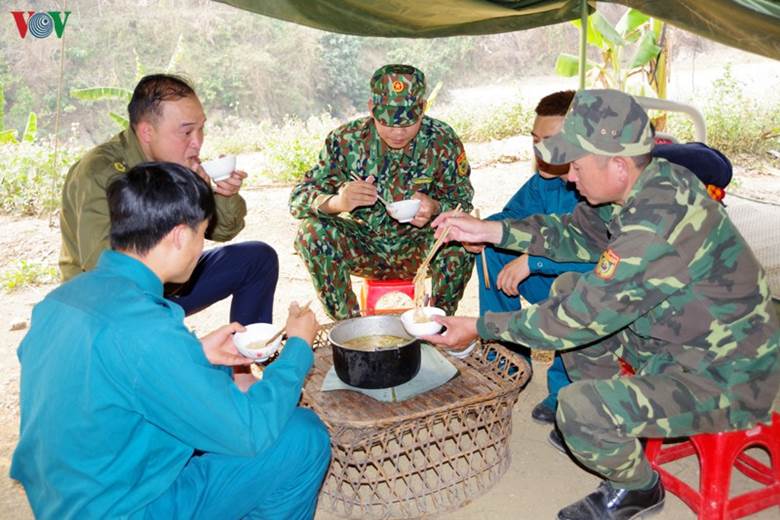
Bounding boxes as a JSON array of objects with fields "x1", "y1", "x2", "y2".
[
  {"x1": 201, "y1": 155, "x2": 236, "y2": 182},
  {"x1": 401, "y1": 306, "x2": 446, "y2": 337},
  {"x1": 388, "y1": 199, "x2": 421, "y2": 223},
  {"x1": 446, "y1": 339, "x2": 478, "y2": 359},
  {"x1": 232, "y1": 323, "x2": 282, "y2": 362}
]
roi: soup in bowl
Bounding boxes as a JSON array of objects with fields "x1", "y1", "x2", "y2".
[
  {"x1": 401, "y1": 306, "x2": 446, "y2": 337},
  {"x1": 233, "y1": 323, "x2": 282, "y2": 361}
]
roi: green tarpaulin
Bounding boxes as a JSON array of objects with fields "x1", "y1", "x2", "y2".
[{"x1": 215, "y1": 0, "x2": 780, "y2": 60}]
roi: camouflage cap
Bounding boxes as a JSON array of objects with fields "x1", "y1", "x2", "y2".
[
  {"x1": 370, "y1": 64, "x2": 426, "y2": 127},
  {"x1": 534, "y1": 89, "x2": 655, "y2": 165}
]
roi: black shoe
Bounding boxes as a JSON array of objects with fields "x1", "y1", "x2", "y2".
[
  {"x1": 531, "y1": 401, "x2": 556, "y2": 425},
  {"x1": 548, "y1": 428, "x2": 567, "y2": 454},
  {"x1": 557, "y1": 476, "x2": 665, "y2": 520}
]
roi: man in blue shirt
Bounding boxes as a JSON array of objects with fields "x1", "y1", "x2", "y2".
[
  {"x1": 12, "y1": 162, "x2": 330, "y2": 519},
  {"x1": 472, "y1": 90, "x2": 593, "y2": 431}
]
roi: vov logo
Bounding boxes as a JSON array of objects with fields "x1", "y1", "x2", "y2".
[{"x1": 11, "y1": 11, "x2": 71, "y2": 39}]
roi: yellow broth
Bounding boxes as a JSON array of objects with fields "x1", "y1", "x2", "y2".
[
  {"x1": 341, "y1": 335, "x2": 410, "y2": 352},
  {"x1": 245, "y1": 340, "x2": 269, "y2": 350}
]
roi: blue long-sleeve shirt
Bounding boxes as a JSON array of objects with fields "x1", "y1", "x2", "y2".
[
  {"x1": 11, "y1": 250, "x2": 314, "y2": 519},
  {"x1": 487, "y1": 172, "x2": 594, "y2": 277}
]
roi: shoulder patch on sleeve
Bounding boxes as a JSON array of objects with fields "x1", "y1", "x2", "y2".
[
  {"x1": 595, "y1": 248, "x2": 620, "y2": 280},
  {"x1": 456, "y1": 151, "x2": 469, "y2": 176}
]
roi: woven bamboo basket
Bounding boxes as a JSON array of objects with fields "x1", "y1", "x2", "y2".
[{"x1": 302, "y1": 324, "x2": 531, "y2": 519}]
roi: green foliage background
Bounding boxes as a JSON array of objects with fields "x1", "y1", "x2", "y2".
[
  {"x1": 0, "y1": 0, "x2": 570, "y2": 141},
  {"x1": 0, "y1": 0, "x2": 778, "y2": 217}
]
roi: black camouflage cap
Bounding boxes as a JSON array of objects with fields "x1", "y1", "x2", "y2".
[{"x1": 535, "y1": 89, "x2": 655, "y2": 165}]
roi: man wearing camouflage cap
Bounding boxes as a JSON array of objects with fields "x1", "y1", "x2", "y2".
[
  {"x1": 425, "y1": 89, "x2": 780, "y2": 519},
  {"x1": 290, "y1": 64, "x2": 474, "y2": 320}
]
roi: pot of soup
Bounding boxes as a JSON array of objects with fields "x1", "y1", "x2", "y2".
[{"x1": 328, "y1": 315, "x2": 421, "y2": 389}]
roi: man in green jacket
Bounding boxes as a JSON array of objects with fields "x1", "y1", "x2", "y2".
[
  {"x1": 289, "y1": 64, "x2": 474, "y2": 320},
  {"x1": 425, "y1": 89, "x2": 780, "y2": 520},
  {"x1": 60, "y1": 74, "x2": 278, "y2": 325}
]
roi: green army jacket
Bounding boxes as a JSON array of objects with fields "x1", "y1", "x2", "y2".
[
  {"x1": 289, "y1": 115, "x2": 473, "y2": 236},
  {"x1": 59, "y1": 128, "x2": 247, "y2": 281},
  {"x1": 478, "y1": 158, "x2": 779, "y2": 412}
]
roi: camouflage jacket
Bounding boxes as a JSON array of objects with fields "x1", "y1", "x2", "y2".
[
  {"x1": 478, "y1": 158, "x2": 780, "y2": 394},
  {"x1": 289, "y1": 116, "x2": 473, "y2": 237},
  {"x1": 59, "y1": 128, "x2": 247, "y2": 281}
]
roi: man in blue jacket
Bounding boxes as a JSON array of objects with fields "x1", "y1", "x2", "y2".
[
  {"x1": 11, "y1": 162, "x2": 330, "y2": 519},
  {"x1": 472, "y1": 90, "x2": 592, "y2": 432},
  {"x1": 475, "y1": 91, "x2": 733, "y2": 445}
]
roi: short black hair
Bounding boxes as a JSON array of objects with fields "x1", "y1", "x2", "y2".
[
  {"x1": 127, "y1": 74, "x2": 196, "y2": 129},
  {"x1": 535, "y1": 90, "x2": 576, "y2": 117},
  {"x1": 107, "y1": 162, "x2": 215, "y2": 255}
]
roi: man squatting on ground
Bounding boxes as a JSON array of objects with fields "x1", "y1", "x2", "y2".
[
  {"x1": 12, "y1": 162, "x2": 330, "y2": 518},
  {"x1": 426, "y1": 89, "x2": 780, "y2": 520},
  {"x1": 290, "y1": 64, "x2": 474, "y2": 320},
  {"x1": 475, "y1": 90, "x2": 735, "y2": 442},
  {"x1": 60, "y1": 74, "x2": 278, "y2": 326}
]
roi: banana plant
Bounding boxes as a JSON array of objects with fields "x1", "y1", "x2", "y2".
[
  {"x1": 0, "y1": 112, "x2": 38, "y2": 145},
  {"x1": 69, "y1": 34, "x2": 185, "y2": 129},
  {"x1": 21, "y1": 111, "x2": 37, "y2": 142},
  {"x1": 69, "y1": 86, "x2": 133, "y2": 128},
  {"x1": 554, "y1": 8, "x2": 665, "y2": 97}
]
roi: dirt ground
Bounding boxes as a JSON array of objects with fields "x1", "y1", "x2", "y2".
[{"x1": 1, "y1": 139, "x2": 780, "y2": 518}]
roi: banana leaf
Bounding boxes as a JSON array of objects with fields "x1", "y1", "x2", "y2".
[
  {"x1": 616, "y1": 8, "x2": 650, "y2": 41},
  {"x1": 0, "y1": 129, "x2": 18, "y2": 145},
  {"x1": 109, "y1": 112, "x2": 130, "y2": 129},
  {"x1": 570, "y1": 18, "x2": 602, "y2": 50},
  {"x1": 591, "y1": 10, "x2": 625, "y2": 47},
  {"x1": 629, "y1": 31, "x2": 661, "y2": 68},
  {"x1": 22, "y1": 112, "x2": 37, "y2": 143},
  {"x1": 70, "y1": 87, "x2": 133, "y2": 102},
  {"x1": 555, "y1": 53, "x2": 595, "y2": 77}
]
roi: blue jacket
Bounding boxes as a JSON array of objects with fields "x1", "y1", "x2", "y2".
[
  {"x1": 486, "y1": 173, "x2": 593, "y2": 303},
  {"x1": 11, "y1": 250, "x2": 313, "y2": 519}
]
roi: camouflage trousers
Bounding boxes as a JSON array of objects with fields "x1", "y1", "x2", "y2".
[
  {"x1": 551, "y1": 273, "x2": 777, "y2": 490},
  {"x1": 294, "y1": 216, "x2": 474, "y2": 320}
]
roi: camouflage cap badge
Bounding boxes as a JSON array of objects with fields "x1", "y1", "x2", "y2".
[
  {"x1": 534, "y1": 89, "x2": 655, "y2": 165},
  {"x1": 370, "y1": 64, "x2": 426, "y2": 127}
]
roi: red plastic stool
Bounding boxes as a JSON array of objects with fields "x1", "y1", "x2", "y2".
[
  {"x1": 645, "y1": 412, "x2": 780, "y2": 519},
  {"x1": 359, "y1": 278, "x2": 415, "y2": 315}
]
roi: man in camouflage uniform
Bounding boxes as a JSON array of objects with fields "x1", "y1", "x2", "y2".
[
  {"x1": 289, "y1": 64, "x2": 474, "y2": 320},
  {"x1": 60, "y1": 74, "x2": 279, "y2": 327},
  {"x1": 425, "y1": 89, "x2": 780, "y2": 519}
]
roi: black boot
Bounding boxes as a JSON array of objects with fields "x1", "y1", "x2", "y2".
[
  {"x1": 531, "y1": 400, "x2": 556, "y2": 425},
  {"x1": 548, "y1": 428, "x2": 566, "y2": 454},
  {"x1": 557, "y1": 475, "x2": 665, "y2": 520}
]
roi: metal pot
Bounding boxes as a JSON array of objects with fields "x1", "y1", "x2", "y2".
[{"x1": 328, "y1": 315, "x2": 421, "y2": 389}]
